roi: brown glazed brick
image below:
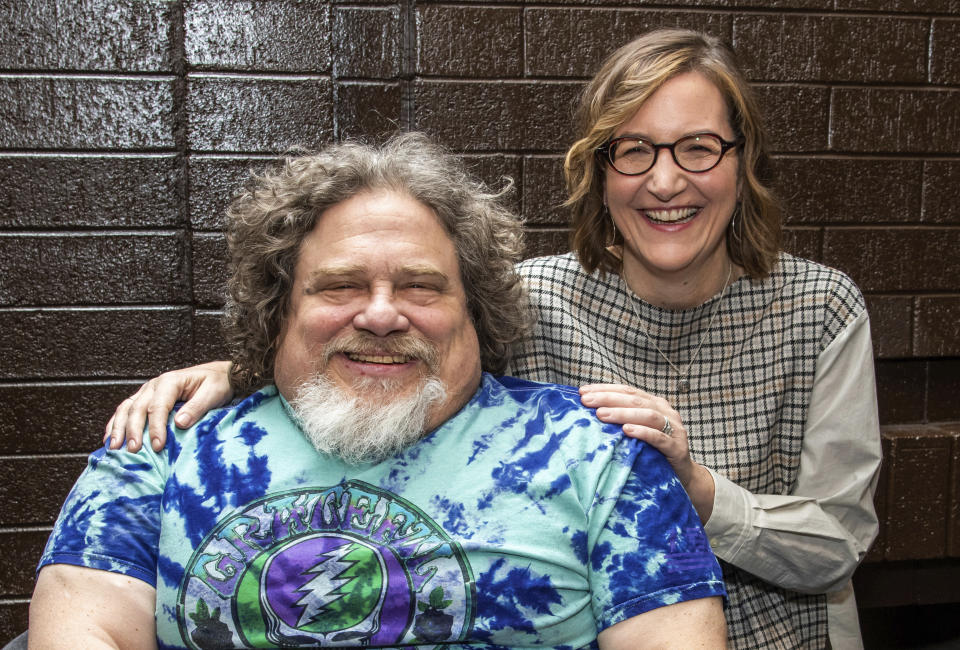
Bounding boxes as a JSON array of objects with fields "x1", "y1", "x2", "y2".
[
  {"x1": 874, "y1": 359, "x2": 926, "y2": 424},
  {"x1": 606, "y1": 0, "x2": 830, "y2": 5},
  {"x1": 922, "y1": 161, "x2": 960, "y2": 224},
  {"x1": 0, "y1": 0, "x2": 173, "y2": 71},
  {"x1": 0, "y1": 603, "x2": 28, "y2": 648},
  {"x1": 334, "y1": 7, "x2": 402, "y2": 79},
  {"x1": 832, "y1": 88, "x2": 960, "y2": 154},
  {"x1": 0, "y1": 78, "x2": 175, "y2": 150},
  {"x1": 915, "y1": 297, "x2": 960, "y2": 357},
  {"x1": 928, "y1": 360, "x2": 960, "y2": 421},
  {"x1": 185, "y1": 0, "x2": 331, "y2": 72},
  {"x1": 0, "y1": 455, "x2": 89, "y2": 525},
  {"x1": 864, "y1": 295, "x2": 913, "y2": 360},
  {"x1": 953, "y1": 433, "x2": 960, "y2": 556},
  {"x1": 0, "y1": 530, "x2": 50, "y2": 595},
  {"x1": 418, "y1": 7, "x2": 521, "y2": 78},
  {"x1": 524, "y1": 228, "x2": 569, "y2": 260},
  {"x1": 822, "y1": 229, "x2": 960, "y2": 293},
  {"x1": 192, "y1": 232, "x2": 228, "y2": 308},
  {"x1": 192, "y1": 309, "x2": 230, "y2": 364},
  {"x1": 864, "y1": 433, "x2": 890, "y2": 563},
  {"x1": 835, "y1": 0, "x2": 960, "y2": 12},
  {"x1": 0, "y1": 307, "x2": 192, "y2": 379},
  {"x1": 781, "y1": 228, "x2": 821, "y2": 262},
  {"x1": 880, "y1": 427, "x2": 953, "y2": 560},
  {"x1": 0, "y1": 382, "x2": 139, "y2": 454},
  {"x1": 0, "y1": 155, "x2": 181, "y2": 229},
  {"x1": 734, "y1": 15, "x2": 927, "y2": 83},
  {"x1": 0, "y1": 233, "x2": 189, "y2": 306},
  {"x1": 414, "y1": 80, "x2": 580, "y2": 152},
  {"x1": 525, "y1": 9, "x2": 728, "y2": 78},
  {"x1": 189, "y1": 156, "x2": 273, "y2": 231},
  {"x1": 775, "y1": 158, "x2": 921, "y2": 225},
  {"x1": 335, "y1": 82, "x2": 403, "y2": 141},
  {"x1": 522, "y1": 156, "x2": 567, "y2": 226},
  {"x1": 459, "y1": 154, "x2": 522, "y2": 216},
  {"x1": 931, "y1": 20, "x2": 960, "y2": 85},
  {"x1": 753, "y1": 86, "x2": 829, "y2": 152},
  {"x1": 187, "y1": 76, "x2": 333, "y2": 153}
]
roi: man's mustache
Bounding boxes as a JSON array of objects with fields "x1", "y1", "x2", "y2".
[{"x1": 320, "y1": 331, "x2": 441, "y2": 373}]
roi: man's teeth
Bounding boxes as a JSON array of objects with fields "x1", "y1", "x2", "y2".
[
  {"x1": 346, "y1": 353, "x2": 411, "y2": 364},
  {"x1": 644, "y1": 208, "x2": 698, "y2": 223}
]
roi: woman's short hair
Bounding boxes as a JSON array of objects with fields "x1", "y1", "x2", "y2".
[
  {"x1": 564, "y1": 28, "x2": 782, "y2": 278},
  {"x1": 224, "y1": 132, "x2": 531, "y2": 392}
]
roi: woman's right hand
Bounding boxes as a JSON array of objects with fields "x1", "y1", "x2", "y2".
[
  {"x1": 104, "y1": 360, "x2": 234, "y2": 453},
  {"x1": 580, "y1": 383, "x2": 716, "y2": 524}
]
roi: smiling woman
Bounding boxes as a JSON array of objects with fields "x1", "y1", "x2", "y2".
[
  {"x1": 515, "y1": 29, "x2": 880, "y2": 649},
  {"x1": 601, "y1": 71, "x2": 742, "y2": 308}
]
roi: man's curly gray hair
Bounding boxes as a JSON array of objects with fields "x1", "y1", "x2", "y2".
[{"x1": 223, "y1": 132, "x2": 531, "y2": 392}]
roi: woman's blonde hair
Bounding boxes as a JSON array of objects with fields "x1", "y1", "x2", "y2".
[{"x1": 565, "y1": 28, "x2": 781, "y2": 278}]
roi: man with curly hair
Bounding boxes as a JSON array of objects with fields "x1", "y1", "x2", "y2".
[{"x1": 31, "y1": 133, "x2": 726, "y2": 648}]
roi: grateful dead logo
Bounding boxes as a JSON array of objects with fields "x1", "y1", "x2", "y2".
[{"x1": 178, "y1": 482, "x2": 475, "y2": 648}]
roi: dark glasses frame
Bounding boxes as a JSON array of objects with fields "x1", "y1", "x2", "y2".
[{"x1": 596, "y1": 133, "x2": 743, "y2": 175}]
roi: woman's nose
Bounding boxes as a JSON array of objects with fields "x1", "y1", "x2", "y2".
[
  {"x1": 644, "y1": 151, "x2": 687, "y2": 201},
  {"x1": 352, "y1": 291, "x2": 410, "y2": 337}
]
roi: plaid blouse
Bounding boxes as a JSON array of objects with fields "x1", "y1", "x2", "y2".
[{"x1": 508, "y1": 251, "x2": 873, "y2": 649}]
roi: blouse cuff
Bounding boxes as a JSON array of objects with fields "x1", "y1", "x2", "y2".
[{"x1": 702, "y1": 466, "x2": 752, "y2": 563}]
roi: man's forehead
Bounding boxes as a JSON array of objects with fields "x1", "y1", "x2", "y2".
[{"x1": 305, "y1": 262, "x2": 450, "y2": 280}]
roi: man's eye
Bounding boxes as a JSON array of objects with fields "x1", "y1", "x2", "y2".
[{"x1": 306, "y1": 283, "x2": 354, "y2": 295}]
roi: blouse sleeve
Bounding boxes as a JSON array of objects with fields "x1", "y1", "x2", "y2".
[{"x1": 703, "y1": 309, "x2": 882, "y2": 593}]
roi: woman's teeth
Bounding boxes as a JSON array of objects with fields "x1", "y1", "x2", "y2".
[{"x1": 644, "y1": 208, "x2": 699, "y2": 224}]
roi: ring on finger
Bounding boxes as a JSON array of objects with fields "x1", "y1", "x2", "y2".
[{"x1": 660, "y1": 415, "x2": 673, "y2": 436}]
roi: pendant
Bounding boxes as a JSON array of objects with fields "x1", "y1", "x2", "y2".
[{"x1": 677, "y1": 378, "x2": 691, "y2": 393}]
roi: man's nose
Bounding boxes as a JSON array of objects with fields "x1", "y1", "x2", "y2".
[{"x1": 352, "y1": 291, "x2": 410, "y2": 336}]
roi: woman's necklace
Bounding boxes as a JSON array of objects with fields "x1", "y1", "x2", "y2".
[{"x1": 625, "y1": 262, "x2": 733, "y2": 395}]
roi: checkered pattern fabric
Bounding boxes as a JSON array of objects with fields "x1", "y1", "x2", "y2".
[{"x1": 508, "y1": 252, "x2": 866, "y2": 649}]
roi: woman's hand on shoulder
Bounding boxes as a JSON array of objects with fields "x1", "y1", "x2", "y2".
[
  {"x1": 579, "y1": 383, "x2": 715, "y2": 522},
  {"x1": 104, "y1": 361, "x2": 234, "y2": 453}
]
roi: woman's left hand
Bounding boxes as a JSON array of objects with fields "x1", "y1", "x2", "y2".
[{"x1": 579, "y1": 383, "x2": 715, "y2": 523}]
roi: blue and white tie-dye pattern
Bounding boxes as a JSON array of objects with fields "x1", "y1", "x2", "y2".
[{"x1": 40, "y1": 374, "x2": 724, "y2": 649}]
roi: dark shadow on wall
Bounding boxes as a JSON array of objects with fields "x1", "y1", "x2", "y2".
[{"x1": 860, "y1": 604, "x2": 960, "y2": 650}]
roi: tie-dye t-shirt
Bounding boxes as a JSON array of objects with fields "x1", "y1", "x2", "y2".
[{"x1": 40, "y1": 374, "x2": 724, "y2": 649}]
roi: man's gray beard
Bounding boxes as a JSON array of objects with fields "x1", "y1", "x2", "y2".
[{"x1": 290, "y1": 374, "x2": 448, "y2": 465}]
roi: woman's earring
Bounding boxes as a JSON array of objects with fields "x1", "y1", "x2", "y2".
[
  {"x1": 606, "y1": 206, "x2": 618, "y2": 245},
  {"x1": 729, "y1": 205, "x2": 742, "y2": 243}
]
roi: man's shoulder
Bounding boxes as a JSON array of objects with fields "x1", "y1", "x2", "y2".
[
  {"x1": 482, "y1": 373, "x2": 581, "y2": 405},
  {"x1": 475, "y1": 374, "x2": 623, "y2": 439},
  {"x1": 173, "y1": 385, "x2": 290, "y2": 442}
]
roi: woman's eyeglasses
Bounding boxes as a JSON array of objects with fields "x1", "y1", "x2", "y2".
[{"x1": 596, "y1": 133, "x2": 743, "y2": 175}]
